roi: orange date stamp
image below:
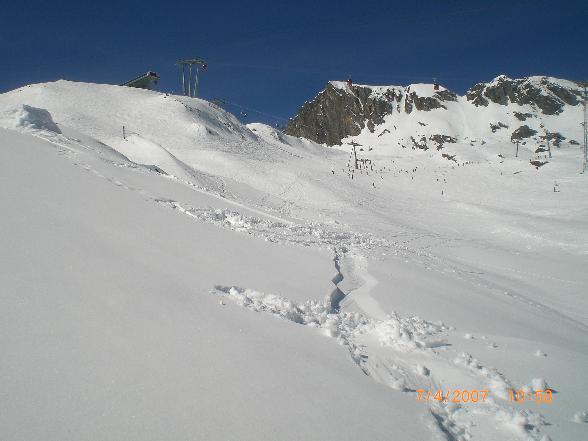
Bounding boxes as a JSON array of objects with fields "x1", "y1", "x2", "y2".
[
  {"x1": 417, "y1": 389, "x2": 489, "y2": 403},
  {"x1": 416, "y1": 388, "x2": 554, "y2": 404},
  {"x1": 508, "y1": 388, "x2": 554, "y2": 404}
]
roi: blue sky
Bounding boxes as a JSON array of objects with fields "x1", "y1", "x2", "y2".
[{"x1": 1, "y1": 0, "x2": 585, "y2": 125}]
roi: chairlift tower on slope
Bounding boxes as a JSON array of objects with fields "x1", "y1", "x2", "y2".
[
  {"x1": 348, "y1": 140, "x2": 362, "y2": 169},
  {"x1": 178, "y1": 58, "x2": 207, "y2": 98}
]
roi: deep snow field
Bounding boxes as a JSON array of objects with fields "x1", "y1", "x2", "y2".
[{"x1": 1, "y1": 81, "x2": 587, "y2": 441}]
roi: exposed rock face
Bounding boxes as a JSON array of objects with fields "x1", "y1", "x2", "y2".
[
  {"x1": 511, "y1": 125, "x2": 537, "y2": 140},
  {"x1": 542, "y1": 131, "x2": 566, "y2": 147},
  {"x1": 410, "y1": 135, "x2": 429, "y2": 150},
  {"x1": 465, "y1": 83, "x2": 489, "y2": 106},
  {"x1": 429, "y1": 134, "x2": 457, "y2": 150},
  {"x1": 284, "y1": 82, "x2": 397, "y2": 146},
  {"x1": 490, "y1": 122, "x2": 509, "y2": 133},
  {"x1": 404, "y1": 88, "x2": 457, "y2": 113},
  {"x1": 285, "y1": 82, "x2": 456, "y2": 146},
  {"x1": 466, "y1": 75, "x2": 582, "y2": 115},
  {"x1": 514, "y1": 112, "x2": 533, "y2": 121},
  {"x1": 284, "y1": 76, "x2": 583, "y2": 147}
]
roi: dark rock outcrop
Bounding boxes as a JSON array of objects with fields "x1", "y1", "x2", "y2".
[
  {"x1": 285, "y1": 82, "x2": 454, "y2": 146},
  {"x1": 429, "y1": 134, "x2": 457, "y2": 150},
  {"x1": 284, "y1": 76, "x2": 581, "y2": 147},
  {"x1": 465, "y1": 83, "x2": 488, "y2": 106},
  {"x1": 410, "y1": 135, "x2": 429, "y2": 150},
  {"x1": 530, "y1": 159, "x2": 548, "y2": 168},
  {"x1": 404, "y1": 88, "x2": 456, "y2": 113},
  {"x1": 514, "y1": 112, "x2": 533, "y2": 121},
  {"x1": 511, "y1": 125, "x2": 537, "y2": 140},
  {"x1": 466, "y1": 75, "x2": 582, "y2": 115},
  {"x1": 541, "y1": 131, "x2": 566, "y2": 147},
  {"x1": 490, "y1": 122, "x2": 509, "y2": 133},
  {"x1": 284, "y1": 82, "x2": 398, "y2": 146}
]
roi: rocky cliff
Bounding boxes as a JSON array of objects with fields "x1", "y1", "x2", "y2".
[{"x1": 285, "y1": 76, "x2": 584, "y2": 150}]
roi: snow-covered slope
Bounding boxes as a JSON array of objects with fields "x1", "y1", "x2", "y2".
[
  {"x1": 1, "y1": 128, "x2": 442, "y2": 441},
  {"x1": 1, "y1": 80, "x2": 587, "y2": 441},
  {"x1": 0, "y1": 81, "x2": 350, "y2": 219}
]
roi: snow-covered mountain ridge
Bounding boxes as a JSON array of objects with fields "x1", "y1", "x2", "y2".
[{"x1": 285, "y1": 75, "x2": 584, "y2": 151}]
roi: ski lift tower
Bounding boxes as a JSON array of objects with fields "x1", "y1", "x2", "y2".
[
  {"x1": 348, "y1": 140, "x2": 362, "y2": 169},
  {"x1": 178, "y1": 58, "x2": 207, "y2": 98}
]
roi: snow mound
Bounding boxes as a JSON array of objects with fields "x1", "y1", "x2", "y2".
[{"x1": 0, "y1": 104, "x2": 61, "y2": 133}]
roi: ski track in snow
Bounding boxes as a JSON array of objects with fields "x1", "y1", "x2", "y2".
[
  {"x1": 15, "y1": 127, "x2": 562, "y2": 440},
  {"x1": 25, "y1": 127, "x2": 588, "y2": 334},
  {"x1": 211, "y1": 276, "x2": 548, "y2": 441}
]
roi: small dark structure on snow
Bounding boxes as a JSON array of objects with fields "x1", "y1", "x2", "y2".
[{"x1": 121, "y1": 71, "x2": 160, "y2": 90}]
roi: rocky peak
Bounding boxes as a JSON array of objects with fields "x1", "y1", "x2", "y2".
[
  {"x1": 466, "y1": 75, "x2": 582, "y2": 115},
  {"x1": 285, "y1": 81, "x2": 457, "y2": 146},
  {"x1": 404, "y1": 86, "x2": 457, "y2": 113},
  {"x1": 284, "y1": 75, "x2": 583, "y2": 148}
]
